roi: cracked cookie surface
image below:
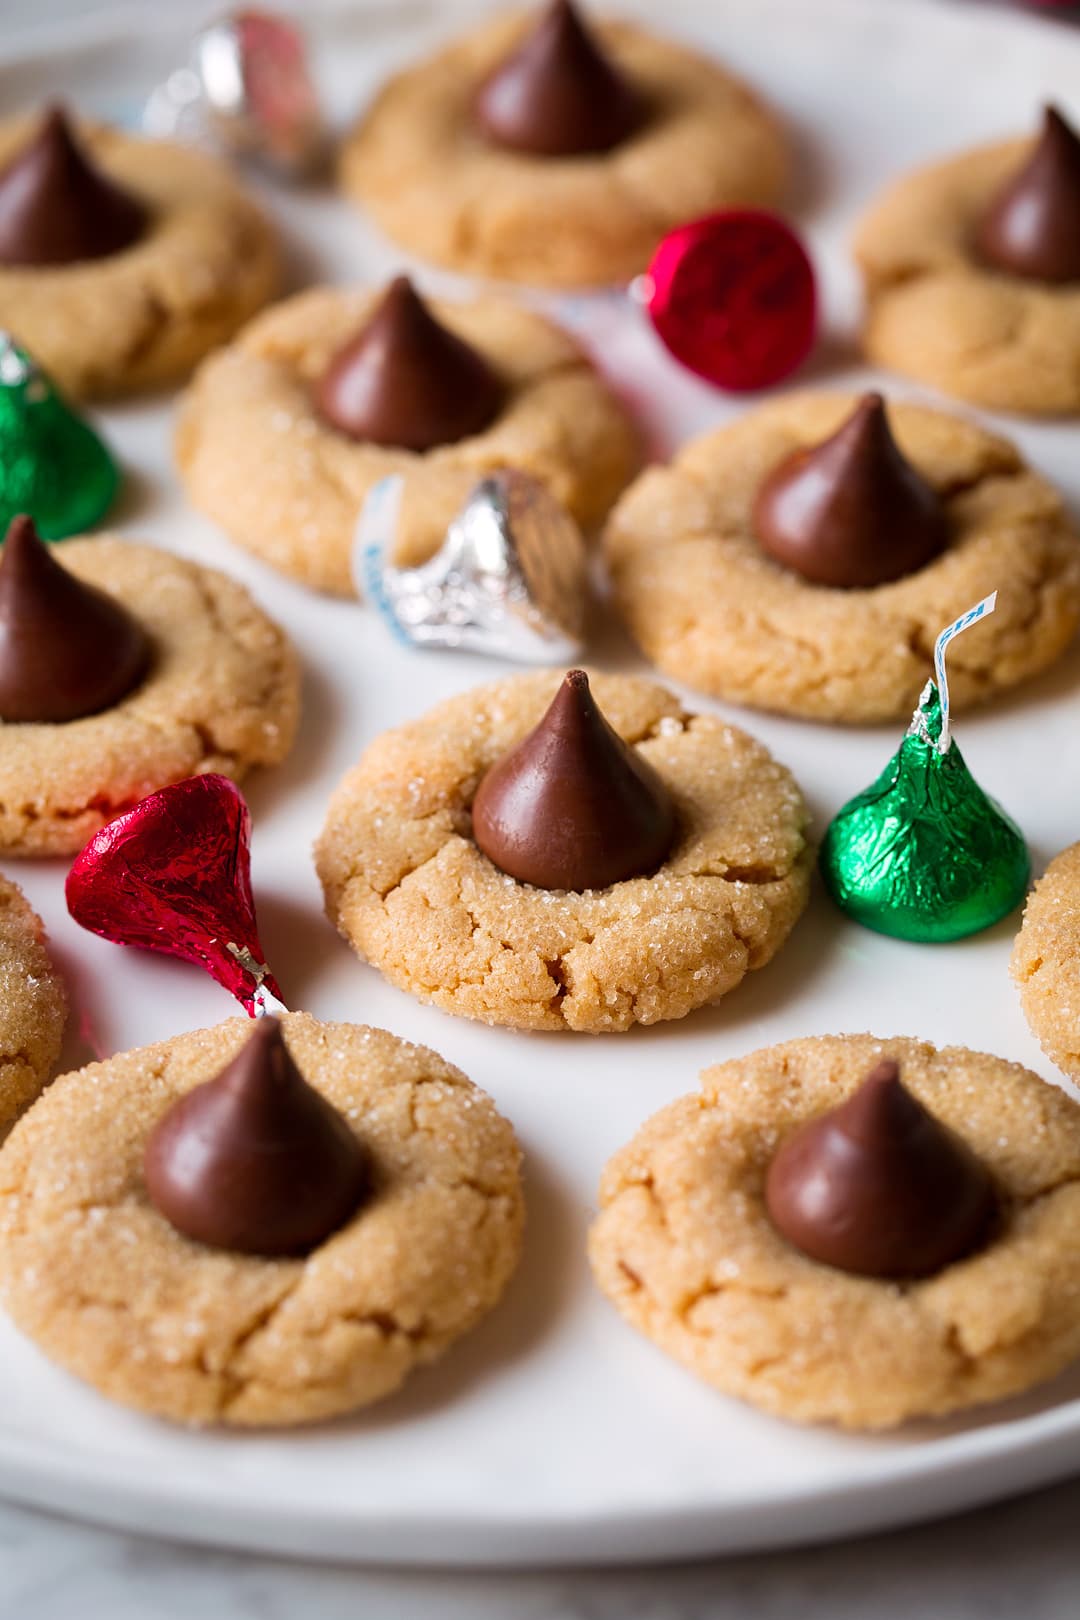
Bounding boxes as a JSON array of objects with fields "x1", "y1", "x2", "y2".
[
  {"x1": 854, "y1": 135, "x2": 1080, "y2": 415},
  {"x1": 603, "y1": 392, "x2": 1080, "y2": 723},
  {"x1": 0, "y1": 118, "x2": 278, "y2": 400},
  {"x1": 1012, "y1": 842, "x2": 1080, "y2": 1082},
  {"x1": 316, "y1": 670, "x2": 811, "y2": 1033},
  {"x1": 0, "y1": 875, "x2": 66, "y2": 1137},
  {"x1": 175, "y1": 284, "x2": 641, "y2": 596},
  {"x1": 589, "y1": 1032, "x2": 1080, "y2": 1429},
  {"x1": 339, "y1": 11, "x2": 788, "y2": 288},
  {"x1": 0, "y1": 1012, "x2": 524, "y2": 1426},
  {"x1": 0, "y1": 537, "x2": 300, "y2": 857}
]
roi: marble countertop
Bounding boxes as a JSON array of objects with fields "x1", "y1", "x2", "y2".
[{"x1": 3, "y1": 1479, "x2": 1080, "y2": 1619}]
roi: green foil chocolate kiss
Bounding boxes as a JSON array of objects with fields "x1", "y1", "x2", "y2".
[
  {"x1": 820, "y1": 682, "x2": 1029, "y2": 943},
  {"x1": 0, "y1": 336, "x2": 118, "y2": 540}
]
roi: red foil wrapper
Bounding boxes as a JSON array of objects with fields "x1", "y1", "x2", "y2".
[
  {"x1": 643, "y1": 209, "x2": 817, "y2": 391},
  {"x1": 65, "y1": 774, "x2": 284, "y2": 1016}
]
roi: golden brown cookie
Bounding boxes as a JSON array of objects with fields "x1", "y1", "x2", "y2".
[
  {"x1": 0, "y1": 1013, "x2": 524, "y2": 1426},
  {"x1": 175, "y1": 284, "x2": 641, "y2": 596},
  {"x1": 854, "y1": 134, "x2": 1080, "y2": 415},
  {"x1": 0, "y1": 116, "x2": 279, "y2": 400},
  {"x1": 339, "y1": 11, "x2": 788, "y2": 288},
  {"x1": 0, "y1": 875, "x2": 65, "y2": 1136},
  {"x1": 0, "y1": 537, "x2": 300, "y2": 857},
  {"x1": 603, "y1": 391, "x2": 1080, "y2": 723},
  {"x1": 589, "y1": 1032, "x2": 1080, "y2": 1429},
  {"x1": 1012, "y1": 842, "x2": 1080, "y2": 1081},
  {"x1": 315, "y1": 670, "x2": 810, "y2": 1033}
]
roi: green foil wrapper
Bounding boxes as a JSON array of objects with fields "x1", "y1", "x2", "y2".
[
  {"x1": 0, "y1": 337, "x2": 118, "y2": 541},
  {"x1": 820, "y1": 683, "x2": 1029, "y2": 942}
]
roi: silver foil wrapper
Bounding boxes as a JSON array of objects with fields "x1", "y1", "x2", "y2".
[
  {"x1": 144, "y1": 10, "x2": 323, "y2": 177},
  {"x1": 354, "y1": 469, "x2": 588, "y2": 664}
]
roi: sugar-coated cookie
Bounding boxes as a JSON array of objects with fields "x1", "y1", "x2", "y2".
[
  {"x1": 0, "y1": 112, "x2": 278, "y2": 400},
  {"x1": 176, "y1": 283, "x2": 641, "y2": 597},
  {"x1": 339, "y1": 7, "x2": 788, "y2": 288},
  {"x1": 0, "y1": 1013, "x2": 524, "y2": 1426},
  {"x1": 603, "y1": 392, "x2": 1080, "y2": 723},
  {"x1": 590, "y1": 1033, "x2": 1080, "y2": 1429},
  {"x1": 316, "y1": 670, "x2": 810, "y2": 1033},
  {"x1": 1012, "y1": 842, "x2": 1080, "y2": 1081},
  {"x1": 0, "y1": 875, "x2": 66, "y2": 1136},
  {"x1": 0, "y1": 536, "x2": 299, "y2": 856},
  {"x1": 854, "y1": 119, "x2": 1080, "y2": 414}
]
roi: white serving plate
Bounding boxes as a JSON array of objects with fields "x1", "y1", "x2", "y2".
[{"x1": 0, "y1": 0, "x2": 1079, "y2": 1568}]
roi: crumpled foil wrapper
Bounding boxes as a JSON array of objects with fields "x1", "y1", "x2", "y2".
[
  {"x1": 144, "y1": 10, "x2": 324, "y2": 178},
  {"x1": 354, "y1": 467, "x2": 588, "y2": 663}
]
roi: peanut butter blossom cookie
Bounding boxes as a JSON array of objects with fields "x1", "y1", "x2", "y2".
[
  {"x1": 0, "y1": 875, "x2": 66, "y2": 1136},
  {"x1": 316, "y1": 669, "x2": 810, "y2": 1033},
  {"x1": 0, "y1": 105, "x2": 278, "y2": 400},
  {"x1": 603, "y1": 390, "x2": 1080, "y2": 723},
  {"x1": 855, "y1": 105, "x2": 1080, "y2": 414},
  {"x1": 0, "y1": 1013, "x2": 524, "y2": 1425},
  {"x1": 176, "y1": 275, "x2": 641, "y2": 596},
  {"x1": 338, "y1": 0, "x2": 789, "y2": 287},
  {"x1": 589, "y1": 1033, "x2": 1080, "y2": 1429},
  {"x1": 1012, "y1": 842, "x2": 1080, "y2": 1082},
  {"x1": 0, "y1": 515, "x2": 299, "y2": 856}
]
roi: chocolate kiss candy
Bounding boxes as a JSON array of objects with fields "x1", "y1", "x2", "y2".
[
  {"x1": 315, "y1": 277, "x2": 506, "y2": 453},
  {"x1": 0, "y1": 514, "x2": 149, "y2": 723},
  {"x1": 66, "y1": 774, "x2": 285, "y2": 1015},
  {"x1": 820, "y1": 680, "x2": 1029, "y2": 942},
  {"x1": 144, "y1": 1017, "x2": 371, "y2": 1257},
  {"x1": 0, "y1": 105, "x2": 147, "y2": 268},
  {"x1": 765, "y1": 1059, "x2": 995, "y2": 1279},
  {"x1": 752, "y1": 394, "x2": 947, "y2": 589},
  {"x1": 0, "y1": 337, "x2": 119, "y2": 540},
  {"x1": 472, "y1": 668, "x2": 676, "y2": 890},
  {"x1": 473, "y1": 0, "x2": 642, "y2": 158},
  {"x1": 977, "y1": 105, "x2": 1080, "y2": 283}
]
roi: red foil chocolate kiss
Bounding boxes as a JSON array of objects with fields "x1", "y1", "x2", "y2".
[
  {"x1": 65, "y1": 774, "x2": 284, "y2": 1016},
  {"x1": 641, "y1": 209, "x2": 817, "y2": 392}
]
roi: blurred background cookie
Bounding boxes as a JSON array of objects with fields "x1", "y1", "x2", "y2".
[{"x1": 339, "y1": 0, "x2": 789, "y2": 287}]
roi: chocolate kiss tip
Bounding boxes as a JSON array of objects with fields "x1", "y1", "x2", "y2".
[
  {"x1": 977, "y1": 103, "x2": 1080, "y2": 283},
  {"x1": 144, "y1": 1016, "x2": 371, "y2": 1258},
  {"x1": 471, "y1": 668, "x2": 676, "y2": 892},
  {"x1": 0, "y1": 514, "x2": 149, "y2": 724},
  {"x1": 0, "y1": 103, "x2": 147, "y2": 269},
  {"x1": 314, "y1": 275, "x2": 505, "y2": 452},
  {"x1": 752, "y1": 392, "x2": 947, "y2": 590},
  {"x1": 473, "y1": 0, "x2": 642, "y2": 158},
  {"x1": 764, "y1": 1058, "x2": 995, "y2": 1280}
]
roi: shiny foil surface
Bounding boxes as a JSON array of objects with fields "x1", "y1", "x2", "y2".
[
  {"x1": 642, "y1": 209, "x2": 817, "y2": 391},
  {"x1": 0, "y1": 337, "x2": 117, "y2": 540},
  {"x1": 819, "y1": 684, "x2": 1030, "y2": 942},
  {"x1": 65, "y1": 774, "x2": 284, "y2": 1014},
  {"x1": 144, "y1": 10, "x2": 324, "y2": 177},
  {"x1": 356, "y1": 468, "x2": 586, "y2": 663}
]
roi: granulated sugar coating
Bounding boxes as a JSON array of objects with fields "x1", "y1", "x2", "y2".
[
  {"x1": 1012, "y1": 841, "x2": 1080, "y2": 1081},
  {"x1": 603, "y1": 392, "x2": 1080, "y2": 723},
  {"x1": 589, "y1": 1032, "x2": 1080, "y2": 1429},
  {"x1": 0, "y1": 1012, "x2": 523, "y2": 1426},
  {"x1": 316, "y1": 669, "x2": 811, "y2": 1033},
  {"x1": 0, "y1": 537, "x2": 300, "y2": 857},
  {"x1": 0, "y1": 874, "x2": 65, "y2": 1136},
  {"x1": 0, "y1": 113, "x2": 279, "y2": 400},
  {"x1": 175, "y1": 284, "x2": 641, "y2": 596}
]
